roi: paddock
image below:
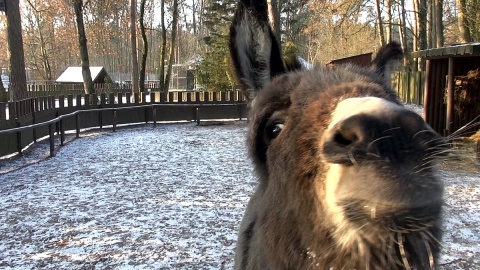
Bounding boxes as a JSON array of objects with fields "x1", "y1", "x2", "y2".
[{"x1": 0, "y1": 122, "x2": 479, "y2": 269}]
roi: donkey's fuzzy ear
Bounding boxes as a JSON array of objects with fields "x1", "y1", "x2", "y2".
[
  {"x1": 229, "y1": 0, "x2": 286, "y2": 101},
  {"x1": 370, "y1": 42, "x2": 403, "y2": 77}
]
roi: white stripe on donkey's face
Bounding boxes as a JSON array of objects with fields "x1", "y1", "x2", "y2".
[{"x1": 229, "y1": 1, "x2": 446, "y2": 269}]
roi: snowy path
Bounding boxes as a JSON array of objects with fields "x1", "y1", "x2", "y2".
[{"x1": 0, "y1": 122, "x2": 479, "y2": 269}]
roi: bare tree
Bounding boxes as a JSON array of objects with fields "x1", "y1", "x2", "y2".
[
  {"x1": 130, "y1": 0, "x2": 139, "y2": 93},
  {"x1": 416, "y1": 0, "x2": 428, "y2": 70},
  {"x1": 398, "y1": 0, "x2": 409, "y2": 67},
  {"x1": 159, "y1": 0, "x2": 167, "y2": 91},
  {"x1": 456, "y1": 0, "x2": 472, "y2": 42},
  {"x1": 386, "y1": 0, "x2": 393, "y2": 43},
  {"x1": 24, "y1": 1, "x2": 53, "y2": 80},
  {"x1": 434, "y1": 0, "x2": 444, "y2": 47},
  {"x1": 164, "y1": 0, "x2": 179, "y2": 92},
  {"x1": 427, "y1": 0, "x2": 434, "y2": 47},
  {"x1": 139, "y1": 0, "x2": 148, "y2": 93},
  {"x1": 375, "y1": 0, "x2": 386, "y2": 46},
  {"x1": 5, "y1": 0, "x2": 28, "y2": 101},
  {"x1": 73, "y1": 0, "x2": 94, "y2": 94}
]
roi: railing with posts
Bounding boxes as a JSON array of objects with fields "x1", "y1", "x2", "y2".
[{"x1": 0, "y1": 90, "x2": 248, "y2": 158}]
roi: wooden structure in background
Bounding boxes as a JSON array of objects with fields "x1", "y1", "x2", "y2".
[
  {"x1": 412, "y1": 43, "x2": 480, "y2": 136},
  {"x1": 326, "y1": 52, "x2": 373, "y2": 68},
  {"x1": 391, "y1": 71, "x2": 425, "y2": 105}
]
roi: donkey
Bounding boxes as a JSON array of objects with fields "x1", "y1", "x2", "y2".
[{"x1": 229, "y1": 0, "x2": 447, "y2": 269}]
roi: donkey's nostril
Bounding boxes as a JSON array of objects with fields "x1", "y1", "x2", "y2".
[
  {"x1": 323, "y1": 115, "x2": 378, "y2": 164},
  {"x1": 333, "y1": 130, "x2": 358, "y2": 146}
]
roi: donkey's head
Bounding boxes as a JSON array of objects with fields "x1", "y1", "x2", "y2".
[{"x1": 230, "y1": 0, "x2": 446, "y2": 269}]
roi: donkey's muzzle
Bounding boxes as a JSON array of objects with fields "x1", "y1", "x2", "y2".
[{"x1": 322, "y1": 109, "x2": 446, "y2": 166}]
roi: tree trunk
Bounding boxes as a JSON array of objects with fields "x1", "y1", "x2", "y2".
[
  {"x1": 375, "y1": 0, "x2": 385, "y2": 46},
  {"x1": 5, "y1": 0, "x2": 28, "y2": 101},
  {"x1": 427, "y1": 0, "x2": 434, "y2": 48},
  {"x1": 164, "y1": 0, "x2": 179, "y2": 93},
  {"x1": 398, "y1": 0, "x2": 409, "y2": 68},
  {"x1": 192, "y1": 0, "x2": 197, "y2": 35},
  {"x1": 159, "y1": 0, "x2": 167, "y2": 91},
  {"x1": 456, "y1": 0, "x2": 472, "y2": 42},
  {"x1": 130, "y1": 0, "x2": 139, "y2": 93},
  {"x1": 418, "y1": 0, "x2": 427, "y2": 70},
  {"x1": 434, "y1": 0, "x2": 444, "y2": 47},
  {"x1": 412, "y1": 0, "x2": 419, "y2": 70},
  {"x1": 73, "y1": 0, "x2": 95, "y2": 95},
  {"x1": 386, "y1": 0, "x2": 393, "y2": 43},
  {"x1": 139, "y1": 0, "x2": 148, "y2": 93}
]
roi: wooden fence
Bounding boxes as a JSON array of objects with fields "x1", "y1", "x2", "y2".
[
  {"x1": 0, "y1": 90, "x2": 248, "y2": 158},
  {"x1": 22, "y1": 82, "x2": 167, "y2": 98},
  {"x1": 391, "y1": 71, "x2": 426, "y2": 105}
]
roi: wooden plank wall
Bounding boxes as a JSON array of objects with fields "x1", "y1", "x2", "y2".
[{"x1": 392, "y1": 71, "x2": 425, "y2": 105}]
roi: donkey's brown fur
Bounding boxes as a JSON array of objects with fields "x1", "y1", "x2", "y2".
[{"x1": 230, "y1": 1, "x2": 446, "y2": 269}]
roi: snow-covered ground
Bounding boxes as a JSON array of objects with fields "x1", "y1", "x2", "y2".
[{"x1": 0, "y1": 121, "x2": 479, "y2": 269}]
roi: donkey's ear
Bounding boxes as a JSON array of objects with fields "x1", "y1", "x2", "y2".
[
  {"x1": 370, "y1": 41, "x2": 403, "y2": 78},
  {"x1": 229, "y1": 0, "x2": 286, "y2": 101}
]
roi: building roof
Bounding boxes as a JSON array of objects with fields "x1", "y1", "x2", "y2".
[
  {"x1": 326, "y1": 52, "x2": 373, "y2": 67},
  {"x1": 56, "y1": 66, "x2": 107, "y2": 83},
  {"x1": 411, "y1": 43, "x2": 480, "y2": 59}
]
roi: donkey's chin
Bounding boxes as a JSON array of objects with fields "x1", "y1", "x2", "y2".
[{"x1": 324, "y1": 163, "x2": 443, "y2": 245}]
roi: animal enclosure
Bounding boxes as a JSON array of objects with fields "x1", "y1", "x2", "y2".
[{"x1": 0, "y1": 91, "x2": 247, "y2": 158}]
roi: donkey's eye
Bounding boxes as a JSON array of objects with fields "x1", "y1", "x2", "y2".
[{"x1": 268, "y1": 123, "x2": 284, "y2": 139}]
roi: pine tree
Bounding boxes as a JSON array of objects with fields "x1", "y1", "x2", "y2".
[{"x1": 196, "y1": 0, "x2": 236, "y2": 91}]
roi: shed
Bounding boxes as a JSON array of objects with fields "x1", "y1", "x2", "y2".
[
  {"x1": 326, "y1": 52, "x2": 373, "y2": 68},
  {"x1": 412, "y1": 43, "x2": 480, "y2": 136},
  {"x1": 56, "y1": 66, "x2": 111, "y2": 84}
]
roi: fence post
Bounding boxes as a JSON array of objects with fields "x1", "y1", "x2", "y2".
[
  {"x1": 195, "y1": 107, "x2": 200, "y2": 125},
  {"x1": 111, "y1": 110, "x2": 116, "y2": 132},
  {"x1": 49, "y1": 123, "x2": 55, "y2": 157},
  {"x1": 144, "y1": 106, "x2": 148, "y2": 123},
  {"x1": 16, "y1": 121, "x2": 22, "y2": 155},
  {"x1": 55, "y1": 111, "x2": 60, "y2": 135},
  {"x1": 153, "y1": 106, "x2": 157, "y2": 127},
  {"x1": 99, "y1": 110, "x2": 103, "y2": 130},
  {"x1": 75, "y1": 113, "x2": 80, "y2": 138},
  {"x1": 60, "y1": 118, "x2": 65, "y2": 146},
  {"x1": 31, "y1": 98, "x2": 37, "y2": 143}
]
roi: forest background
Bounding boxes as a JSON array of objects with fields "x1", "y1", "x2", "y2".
[{"x1": 0, "y1": 0, "x2": 479, "y2": 100}]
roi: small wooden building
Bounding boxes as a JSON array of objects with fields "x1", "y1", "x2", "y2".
[
  {"x1": 326, "y1": 52, "x2": 373, "y2": 68},
  {"x1": 56, "y1": 66, "x2": 111, "y2": 84},
  {"x1": 412, "y1": 43, "x2": 480, "y2": 136}
]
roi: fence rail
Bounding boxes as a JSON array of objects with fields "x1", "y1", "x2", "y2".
[
  {"x1": 3, "y1": 82, "x2": 202, "y2": 99},
  {"x1": 0, "y1": 90, "x2": 248, "y2": 158}
]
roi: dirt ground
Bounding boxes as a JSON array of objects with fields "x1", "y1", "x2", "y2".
[{"x1": 0, "y1": 122, "x2": 479, "y2": 269}]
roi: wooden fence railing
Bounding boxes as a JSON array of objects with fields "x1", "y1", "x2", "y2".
[
  {"x1": 0, "y1": 90, "x2": 248, "y2": 158},
  {"x1": 391, "y1": 71, "x2": 426, "y2": 105},
  {"x1": 22, "y1": 82, "x2": 170, "y2": 98}
]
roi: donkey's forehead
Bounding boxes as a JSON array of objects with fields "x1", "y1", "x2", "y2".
[
  {"x1": 328, "y1": 97, "x2": 404, "y2": 129},
  {"x1": 251, "y1": 68, "x2": 393, "y2": 113}
]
